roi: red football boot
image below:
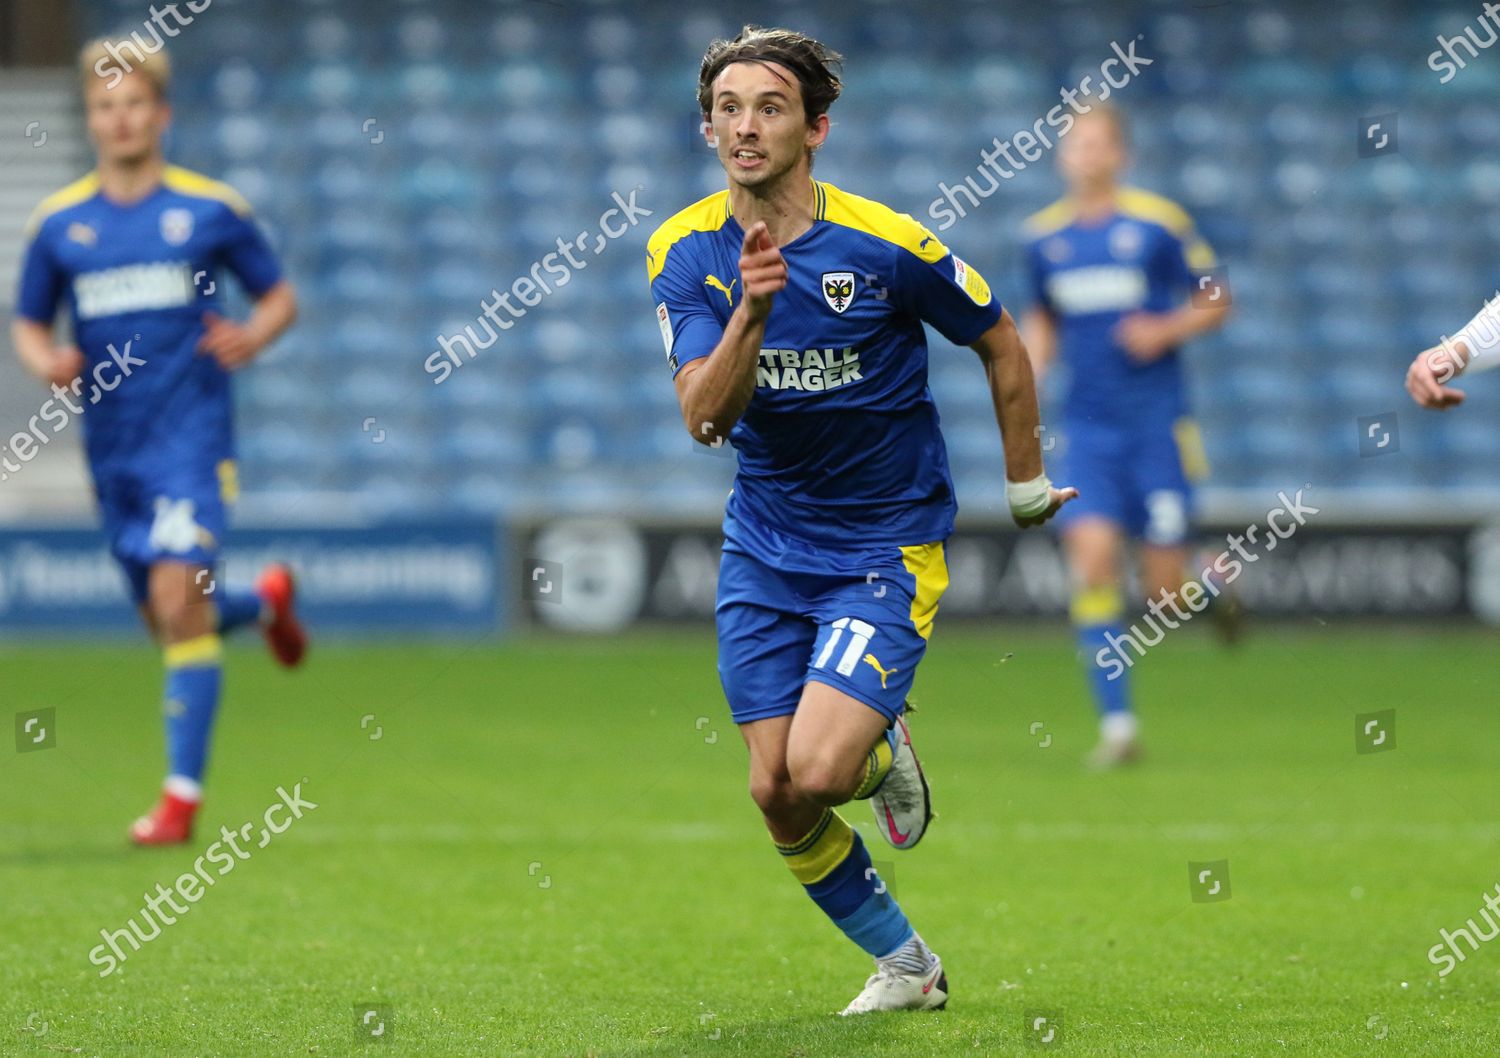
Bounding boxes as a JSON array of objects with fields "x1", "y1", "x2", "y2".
[
  {"x1": 129, "y1": 791, "x2": 198, "y2": 846},
  {"x1": 255, "y1": 563, "x2": 307, "y2": 668}
]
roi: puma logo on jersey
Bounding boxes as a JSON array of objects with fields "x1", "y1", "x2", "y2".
[
  {"x1": 756, "y1": 347, "x2": 862, "y2": 392},
  {"x1": 863, "y1": 654, "x2": 898, "y2": 689},
  {"x1": 704, "y1": 274, "x2": 737, "y2": 307}
]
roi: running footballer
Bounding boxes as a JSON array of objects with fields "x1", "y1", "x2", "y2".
[
  {"x1": 646, "y1": 26, "x2": 1074, "y2": 1014},
  {"x1": 12, "y1": 42, "x2": 306, "y2": 846}
]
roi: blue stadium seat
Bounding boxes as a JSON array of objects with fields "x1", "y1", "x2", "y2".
[{"x1": 94, "y1": 0, "x2": 1497, "y2": 516}]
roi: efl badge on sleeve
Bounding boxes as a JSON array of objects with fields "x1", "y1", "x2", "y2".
[
  {"x1": 952, "y1": 257, "x2": 992, "y2": 306},
  {"x1": 656, "y1": 302, "x2": 674, "y2": 356}
]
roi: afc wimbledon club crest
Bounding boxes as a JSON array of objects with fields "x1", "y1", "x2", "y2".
[
  {"x1": 1108, "y1": 221, "x2": 1143, "y2": 261},
  {"x1": 822, "y1": 271, "x2": 855, "y2": 314},
  {"x1": 160, "y1": 208, "x2": 194, "y2": 246}
]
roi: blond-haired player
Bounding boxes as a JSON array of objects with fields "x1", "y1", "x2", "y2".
[{"x1": 12, "y1": 42, "x2": 304, "y2": 844}]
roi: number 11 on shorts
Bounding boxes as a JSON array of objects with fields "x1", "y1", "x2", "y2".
[{"x1": 815, "y1": 617, "x2": 877, "y2": 677}]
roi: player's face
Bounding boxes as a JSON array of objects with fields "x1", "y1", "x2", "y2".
[
  {"x1": 84, "y1": 71, "x2": 170, "y2": 167},
  {"x1": 1058, "y1": 112, "x2": 1126, "y2": 191},
  {"x1": 705, "y1": 61, "x2": 826, "y2": 190}
]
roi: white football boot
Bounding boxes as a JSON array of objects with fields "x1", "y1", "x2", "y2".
[
  {"x1": 840, "y1": 956, "x2": 948, "y2": 1015},
  {"x1": 1087, "y1": 711, "x2": 1143, "y2": 770},
  {"x1": 871, "y1": 714, "x2": 933, "y2": 850}
]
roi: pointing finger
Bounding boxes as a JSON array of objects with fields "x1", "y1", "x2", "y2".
[{"x1": 741, "y1": 221, "x2": 772, "y2": 256}]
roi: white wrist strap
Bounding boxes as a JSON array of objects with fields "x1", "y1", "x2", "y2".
[
  {"x1": 1452, "y1": 292, "x2": 1500, "y2": 374},
  {"x1": 1006, "y1": 474, "x2": 1052, "y2": 518}
]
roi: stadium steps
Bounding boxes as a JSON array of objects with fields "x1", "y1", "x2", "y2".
[
  {"x1": 0, "y1": 68, "x2": 86, "y2": 303},
  {"x1": 0, "y1": 68, "x2": 92, "y2": 521}
]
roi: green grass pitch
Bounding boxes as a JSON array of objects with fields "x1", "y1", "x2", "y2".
[{"x1": 3, "y1": 624, "x2": 1498, "y2": 1056}]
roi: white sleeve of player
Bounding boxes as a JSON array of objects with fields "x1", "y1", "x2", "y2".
[{"x1": 1453, "y1": 292, "x2": 1500, "y2": 374}]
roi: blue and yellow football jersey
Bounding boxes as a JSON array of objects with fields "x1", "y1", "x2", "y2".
[
  {"x1": 1023, "y1": 186, "x2": 1215, "y2": 428},
  {"x1": 16, "y1": 165, "x2": 283, "y2": 475},
  {"x1": 17, "y1": 166, "x2": 283, "y2": 597},
  {"x1": 647, "y1": 180, "x2": 1002, "y2": 549}
]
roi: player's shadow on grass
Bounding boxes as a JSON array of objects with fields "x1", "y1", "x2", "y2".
[{"x1": 608, "y1": 1006, "x2": 1014, "y2": 1058}]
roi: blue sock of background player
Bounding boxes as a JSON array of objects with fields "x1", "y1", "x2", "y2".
[{"x1": 1072, "y1": 585, "x2": 1136, "y2": 740}]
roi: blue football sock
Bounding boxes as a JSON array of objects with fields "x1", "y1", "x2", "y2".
[
  {"x1": 778, "y1": 808, "x2": 913, "y2": 958},
  {"x1": 1073, "y1": 587, "x2": 1133, "y2": 718},
  {"x1": 162, "y1": 634, "x2": 224, "y2": 787},
  {"x1": 215, "y1": 585, "x2": 262, "y2": 634}
]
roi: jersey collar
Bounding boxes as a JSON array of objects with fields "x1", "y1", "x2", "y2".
[{"x1": 724, "y1": 178, "x2": 827, "y2": 221}]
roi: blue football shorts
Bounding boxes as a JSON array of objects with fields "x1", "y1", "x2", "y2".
[
  {"x1": 715, "y1": 510, "x2": 949, "y2": 725},
  {"x1": 92, "y1": 456, "x2": 237, "y2": 603},
  {"x1": 1050, "y1": 417, "x2": 1208, "y2": 547}
]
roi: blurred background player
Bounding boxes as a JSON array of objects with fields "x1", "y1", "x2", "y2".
[
  {"x1": 10, "y1": 41, "x2": 305, "y2": 845},
  {"x1": 1020, "y1": 104, "x2": 1231, "y2": 768},
  {"x1": 649, "y1": 26, "x2": 1074, "y2": 1014},
  {"x1": 1406, "y1": 294, "x2": 1500, "y2": 409}
]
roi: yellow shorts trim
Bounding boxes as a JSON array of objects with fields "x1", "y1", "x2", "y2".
[
  {"x1": 1173, "y1": 418, "x2": 1210, "y2": 483},
  {"x1": 217, "y1": 459, "x2": 240, "y2": 504},
  {"x1": 899, "y1": 541, "x2": 949, "y2": 641}
]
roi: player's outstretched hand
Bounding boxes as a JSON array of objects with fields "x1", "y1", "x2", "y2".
[
  {"x1": 47, "y1": 345, "x2": 84, "y2": 389},
  {"x1": 1405, "y1": 344, "x2": 1466, "y2": 410},
  {"x1": 740, "y1": 221, "x2": 787, "y2": 322},
  {"x1": 197, "y1": 311, "x2": 260, "y2": 370},
  {"x1": 1013, "y1": 485, "x2": 1080, "y2": 529}
]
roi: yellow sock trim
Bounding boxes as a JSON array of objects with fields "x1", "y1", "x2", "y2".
[
  {"x1": 853, "y1": 737, "x2": 894, "y2": 800},
  {"x1": 775, "y1": 808, "x2": 855, "y2": 885},
  {"x1": 1070, "y1": 586, "x2": 1123, "y2": 625},
  {"x1": 165, "y1": 633, "x2": 223, "y2": 670}
]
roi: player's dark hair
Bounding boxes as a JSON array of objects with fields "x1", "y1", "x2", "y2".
[{"x1": 697, "y1": 25, "x2": 844, "y2": 124}]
